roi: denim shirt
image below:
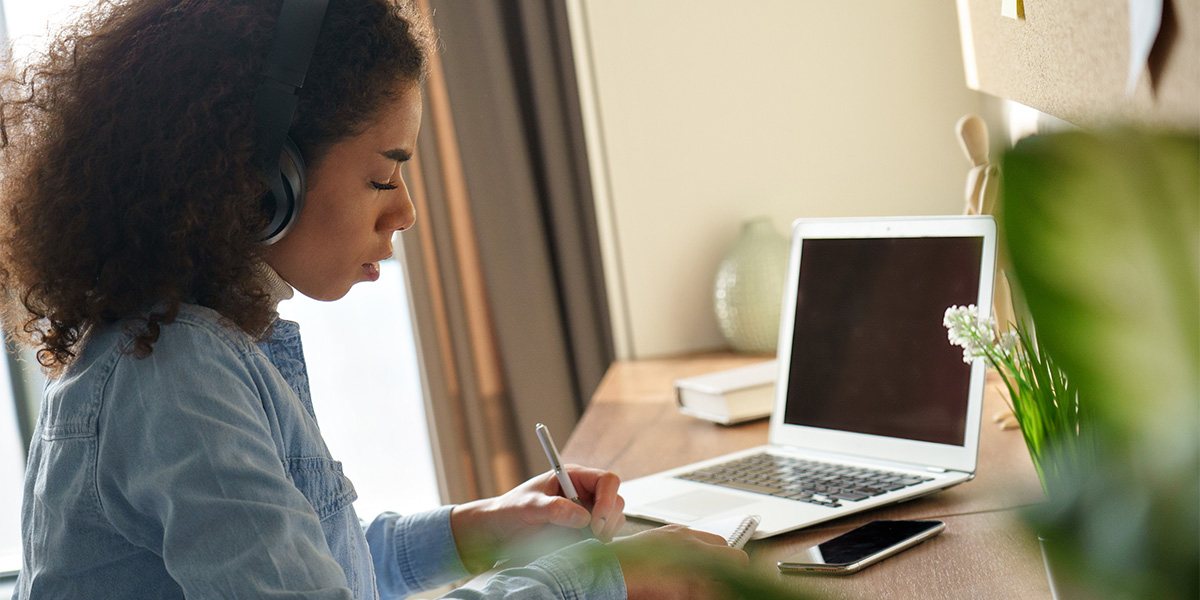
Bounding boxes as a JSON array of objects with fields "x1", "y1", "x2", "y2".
[{"x1": 14, "y1": 304, "x2": 624, "y2": 600}]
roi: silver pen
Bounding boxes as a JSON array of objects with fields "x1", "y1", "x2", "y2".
[
  {"x1": 535, "y1": 423, "x2": 582, "y2": 505},
  {"x1": 536, "y1": 423, "x2": 597, "y2": 539}
]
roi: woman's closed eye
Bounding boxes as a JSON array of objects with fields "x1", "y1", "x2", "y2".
[{"x1": 371, "y1": 181, "x2": 399, "y2": 191}]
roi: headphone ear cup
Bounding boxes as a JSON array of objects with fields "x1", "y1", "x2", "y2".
[{"x1": 258, "y1": 137, "x2": 307, "y2": 245}]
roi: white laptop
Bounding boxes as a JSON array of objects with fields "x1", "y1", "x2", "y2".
[{"x1": 620, "y1": 216, "x2": 997, "y2": 539}]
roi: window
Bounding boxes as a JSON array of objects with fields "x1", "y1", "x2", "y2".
[
  {"x1": 277, "y1": 259, "x2": 440, "y2": 518},
  {"x1": 2, "y1": 0, "x2": 87, "y2": 61}
]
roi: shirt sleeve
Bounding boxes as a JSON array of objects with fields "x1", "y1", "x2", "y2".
[
  {"x1": 365, "y1": 507, "x2": 469, "y2": 595},
  {"x1": 94, "y1": 325, "x2": 355, "y2": 599},
  {"x1": 365, "y1": 509, "x2": 626, "y2": 600}
]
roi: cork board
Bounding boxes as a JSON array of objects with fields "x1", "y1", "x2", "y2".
[{"x1": 958, "y1": 0, "x2": 1199, "y2": 129}]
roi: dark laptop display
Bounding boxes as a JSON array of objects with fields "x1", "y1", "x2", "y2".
[{"x1": 782, "y1": 237, "x2": 984, "y2": 446}]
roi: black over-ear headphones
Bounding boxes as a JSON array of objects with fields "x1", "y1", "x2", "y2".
[{"x1": 254, "y1": 0, "x2": 329, "y2": 245}]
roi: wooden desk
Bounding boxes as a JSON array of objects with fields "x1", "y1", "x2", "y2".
[{"x1": 563, "y1": 355, "x2": 1053, "y2": 599}]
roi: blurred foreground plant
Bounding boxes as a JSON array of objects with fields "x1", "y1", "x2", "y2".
[{"x1": 1001, "y1": 129, "x2": 1198, "y2": 599}]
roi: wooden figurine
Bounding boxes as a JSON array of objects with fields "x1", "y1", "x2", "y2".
[
  {"x1": 957, "y1": 115, "x2": 1017, "y2": 429},
  {"x1": 956, "y1": 115, "x2": 1000, "y2": 216}
]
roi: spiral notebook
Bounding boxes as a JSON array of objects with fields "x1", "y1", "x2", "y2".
[{"x1": 693, "y1": 514, "x2": 761, "y2": 549}]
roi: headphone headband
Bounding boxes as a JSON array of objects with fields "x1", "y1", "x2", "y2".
[
  {"x1": 263, "y1": 0, "x2": 328, "y2": 88},
  {"x1": 255, "y1": 0, "x2": 329, "y2": 245}
]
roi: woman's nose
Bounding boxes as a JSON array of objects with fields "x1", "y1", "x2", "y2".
[{"x1": 380, "y1": 184, "x2": 416, "y2": 232}]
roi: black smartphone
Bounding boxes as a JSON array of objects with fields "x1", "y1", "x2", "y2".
[{"x1": 777, "y1": 519, "x2": 945, "y2": 575}]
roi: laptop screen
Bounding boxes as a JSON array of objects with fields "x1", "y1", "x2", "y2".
[{"x1": 782, "y1": 236, "x2": 984, "y2": 446}]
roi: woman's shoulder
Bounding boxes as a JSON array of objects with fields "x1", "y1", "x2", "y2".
[
  {"x1": 166, "y1": 304, "x2": 263, "y2": 355},
  {"x1": 44, "y1": 304, "x2": 272, "y2": 437},
  {"x1": 69, "y1": 304, "x2": 263, "y2": 376}
]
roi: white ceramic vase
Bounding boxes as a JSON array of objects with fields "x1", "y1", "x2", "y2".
[{"x1": 713, "y1": 217, "x2": 789, "y2": 354}]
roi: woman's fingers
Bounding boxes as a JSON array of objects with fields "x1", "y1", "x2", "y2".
[
  {"x1": 662, "y1": 525, "x2": 749, "y2": 565},
  {"x1": 548, "y1": 465, "x2": 626, "y2": 540},
  {"x1": 586, "y1": 470, "x2": 624, "y2": 540},
  {"x1": 594, "y1": 495, "x2": 625, "y2": 541},
  {"x1": 611, "y1": 524, "x2": 749, "y2": 564},
  {"x1": 539, "y1": 495, "x2": 592, "y2": 529},
  {"x1": 509, "y1": 465, "x2": 634, "y2": 542},
  {"x1": 609, "y1": 525, "x2": 750, "y2": 600}
]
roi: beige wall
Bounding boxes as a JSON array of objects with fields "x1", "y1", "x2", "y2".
[{"x1": 568, "y1": 1, "x2": 986, "y2": 359}]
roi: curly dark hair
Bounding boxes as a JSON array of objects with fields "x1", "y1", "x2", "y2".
[{"x1": 0, "y1": 0, "x2": 433, "y2": 373}]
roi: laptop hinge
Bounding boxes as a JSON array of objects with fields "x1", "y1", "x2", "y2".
[{"x1": 925, "y1": 466, "x2": 948, "y2": 473}]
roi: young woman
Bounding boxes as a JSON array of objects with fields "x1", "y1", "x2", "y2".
[{"x1": 0, "y1": 1, "x2": 744, "y2": 599}]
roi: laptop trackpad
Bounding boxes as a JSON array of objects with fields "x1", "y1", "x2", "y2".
[{"x1": 642, "y1": 490, "x2": 756, "y2": 523}]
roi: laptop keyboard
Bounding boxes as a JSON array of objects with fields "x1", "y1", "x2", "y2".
[{"x1": 674, "y1": 452, "x2": 935, "y2": 509}]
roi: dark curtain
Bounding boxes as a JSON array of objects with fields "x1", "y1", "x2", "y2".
[{"x1": 405, "y1": 0, "x2": 613, "y2": 502}]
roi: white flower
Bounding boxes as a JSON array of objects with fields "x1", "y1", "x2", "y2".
[
  {"x1": 997, "y1": 331, "x2": 1019, "y2": 359},
  {"x1": 943, "y1": 305, "x2": 997, "y2": 364}
]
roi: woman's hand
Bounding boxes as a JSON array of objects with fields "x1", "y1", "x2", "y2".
[
  {"x1": 608, "y1": 525, "x2": 750, "y2": 600},
  {"x1": 449, "y1": 465, "x2": 626, "y2": 572}
]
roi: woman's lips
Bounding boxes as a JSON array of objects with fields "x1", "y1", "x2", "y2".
[{"x1": 363, "y1": 262, "x2": 380, "y2": 282}]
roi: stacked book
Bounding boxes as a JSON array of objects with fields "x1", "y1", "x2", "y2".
[{"x1": 674, "y1": 360, "x2": 777, "y2": 425}]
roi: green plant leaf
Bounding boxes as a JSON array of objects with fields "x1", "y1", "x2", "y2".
[
  {"x1": 1004, "y1": 130, "x2": 1198, "y2": 461},
  {"x1": 1001, "y1": 129, "x2": 1199, "y2": 599}
]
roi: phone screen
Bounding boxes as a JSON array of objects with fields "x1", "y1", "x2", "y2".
[{"x1": 781, "y1": 520, "x2": 944, "y2": 571}]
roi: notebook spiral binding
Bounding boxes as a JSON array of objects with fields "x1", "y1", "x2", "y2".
[{"x1": 727, "y1": 515, "x2": 761, "y2": 549}]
